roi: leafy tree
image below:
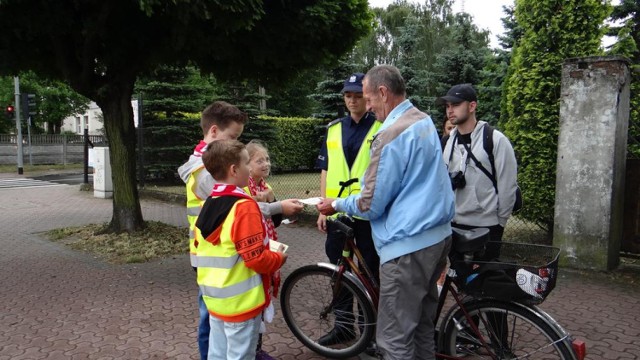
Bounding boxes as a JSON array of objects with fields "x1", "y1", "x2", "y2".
[
  {"x1": 607, "y1": 0, "x2": 640, "y2": 158},
  {"x1": 477, "y1": 50, "x2": 508, "y2": 127},
  {"x1": 135, "y1": 65, "x2": 219, "y2": 181},
  {"x1": 503, "y1": 0, "x2": 609, "y2": 232},
  {"x1": 0, "y1": 0, "x2": 371, "y2": 233},
  {"x1": 0, "y1": 73, "x2": 88, "y2": 134},
  {"x1": 396, "y1": 14, "x2": 432, "y2": 110},
  {"x1": 498, "y1": 4, "x2": 525, "y2": 128},
  {"x1": 308, "y1": 61, "x2": 362, "y2": 121},
  {"x1": 478, "y1": 5, "x2": 523, "y2": 128},
  {"x1": 430, "y1": 13, "x2": 491, "y2": 123},
  {"x1": 265, "y1": 68, "x2": 325, "y2": 117},
  {"x1": 218, "y1": 79, "x2": 278, "y2": 146},
  {"x1": 348, "y1": 0, "x2": 458, "y2": 123},
  {"x1": 354, "y1": 0, "x2": 454, "y2": 71}
]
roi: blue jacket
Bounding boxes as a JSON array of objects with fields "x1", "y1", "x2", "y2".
[{"x1": 335, "y1": 100, "x2": 455, "y2": 264}]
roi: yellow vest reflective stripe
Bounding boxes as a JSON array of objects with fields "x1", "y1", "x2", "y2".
[
  {"x1": 197, "y1": 199, "x2": 265, "y2": 319},
  {"x1": 325, "y1": 120, "x2": 381, "y2": 219},
  {"x1": 186, "y1": 166, "x2": 205, "y2": 267}
]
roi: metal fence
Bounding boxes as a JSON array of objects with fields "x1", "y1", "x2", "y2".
[
  {"x1": 0, "y1": 134, "x2": 105, "y2": 145},
  {"x1": 268, "y1": 170, "x2": 549, "y2": 245},
  {"x1": 0, "y1": 134, "x2": 106, "y2": 165}
]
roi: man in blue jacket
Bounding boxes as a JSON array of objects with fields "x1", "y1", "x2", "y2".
[{"x1": 318, "y1": 65, "x2": 455, "y2": 360}]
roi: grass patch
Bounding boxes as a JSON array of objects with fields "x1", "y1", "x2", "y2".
[
  {"x1": 0, "y1": 163, "x2": 83, "y2": 174},
  {"x1": 45, "y1": 221, "x2": 188, "y2": 264},
  {"x1": 144, "y1": 172, "x2": 321, "y2": 199}
]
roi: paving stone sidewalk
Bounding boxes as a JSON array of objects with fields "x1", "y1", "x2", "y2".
[{"x1": 1, "y1": 183, "x2": 639, "y2": 359}]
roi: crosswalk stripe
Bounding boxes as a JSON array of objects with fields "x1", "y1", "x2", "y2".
[{"x1": 0, "y1": 178, "x2": 66, "y2": 189}]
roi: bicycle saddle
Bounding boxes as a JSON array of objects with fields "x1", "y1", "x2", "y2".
[{"x1": 451, "y1": 227, "x2": 490, "y2": 253}]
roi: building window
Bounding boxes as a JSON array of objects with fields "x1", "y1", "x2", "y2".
[
  {"x1": 83, "y1": 115, "x2": 89, "y2": 132},
  {"x1": 76, "y1": 117, "x2": 82, "y2": 134}
]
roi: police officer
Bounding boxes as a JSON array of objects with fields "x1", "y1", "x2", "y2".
[{"x1": 315, "y1": 73, "x2": 381, "y2": 346}]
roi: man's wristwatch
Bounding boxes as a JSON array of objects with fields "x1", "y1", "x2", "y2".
[{"x1": 331, "y1": 200, "x2": 337, "y2": 211}]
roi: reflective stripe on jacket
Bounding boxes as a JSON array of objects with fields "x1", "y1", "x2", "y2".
[{"x1": 186, "y1": 166, "x2": 205, "y2": 267}]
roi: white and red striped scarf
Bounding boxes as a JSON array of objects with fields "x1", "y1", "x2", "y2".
[
  {"x1": 193, "y1": 140, "x2": 207, "y2": 157},
  {"x1": 210, "y1": 183, "x2": 268, "y2": 239},
  {"x1": 247, "y1": 177, "x2": 278, "y2": 241}
]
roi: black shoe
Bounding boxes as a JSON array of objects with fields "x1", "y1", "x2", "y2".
[
  {"x1": 364, "y1": 341, "x2": 379, "y2": 356},
  {"x1": 318, "y1": 327, "x2": 356, "y2": 346}
]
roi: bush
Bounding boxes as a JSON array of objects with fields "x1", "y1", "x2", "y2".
[
  {"x1": 141, "y1": 112, "x2": 200, "y2": 183},
  {"x1": 141, "y1": 114, "x2": 326, "y2": 183},
  {"x1": 259, "y1": 115, "x2": 326, "y2": 172}
]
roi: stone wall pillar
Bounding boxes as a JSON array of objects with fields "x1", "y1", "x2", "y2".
[{"x1": 554, "y1": 56, "x2": 630, "y2": 271}]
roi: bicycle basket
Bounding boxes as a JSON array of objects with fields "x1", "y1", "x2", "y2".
[{"x1": 450, "y1": 242, "x2": 560, "y2": 305}]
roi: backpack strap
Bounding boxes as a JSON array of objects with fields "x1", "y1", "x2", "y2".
[
  {"x1": 462, "y1": 141, "x2": 498, "y2": 193},
  {"x1": 482, "y1": 124, "x2": 499, "y2": 194}
]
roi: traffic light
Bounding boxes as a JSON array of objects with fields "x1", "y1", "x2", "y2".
[
  {"x1": 5, "y1": 104, "x2": 14, "y2": 120},
  {"x1": 21, "y1": 93, "x2": 36, "y2": 120}
]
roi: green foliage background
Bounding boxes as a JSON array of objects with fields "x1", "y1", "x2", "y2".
[
  {"x1": 262, "y1": 116, "x2": 325, "y2": 172},
  {"x1": 503, "y1": 0, "x2": 609, "y2": 232}
]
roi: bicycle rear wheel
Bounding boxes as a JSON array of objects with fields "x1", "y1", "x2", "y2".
[
  {"x1": 439, "y1": 299, "x2": 576, "y2": 359},
  {"x1": 280, "y1": 264, "x2": 376, "y2": 359}
]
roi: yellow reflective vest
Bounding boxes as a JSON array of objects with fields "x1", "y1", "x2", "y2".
[
  {"x1": 325, "y1": 120, "x2": 381, "y2": 215},
  {"x1": 186, "y1": 166, "x2": 205, "y2": 267},
  {"x1": 197, "y1": 199, "x2": 267, "y2": 322}
]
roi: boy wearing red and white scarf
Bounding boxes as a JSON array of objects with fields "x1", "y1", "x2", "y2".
[
  {"x1": 177, "y1": 101, "x2": 302, "y2": 360},
  {"x1": 196, "y1": 140, "x2": 287, "y2": 360}
]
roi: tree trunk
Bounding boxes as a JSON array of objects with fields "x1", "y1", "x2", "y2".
[{"x1": 97, "y1": 88, "x2": 144, "y2": 233}]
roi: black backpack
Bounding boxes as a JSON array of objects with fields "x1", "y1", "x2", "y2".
[{"x1": 465, "y1": 124, "x2": 523, "y2": 213}]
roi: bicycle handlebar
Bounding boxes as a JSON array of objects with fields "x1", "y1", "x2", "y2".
[{"x1": 327, "y1": 216, "x2": 354, "y2": 238}]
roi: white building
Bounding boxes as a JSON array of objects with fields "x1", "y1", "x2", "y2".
[{"x1": 61, "y1": 100, "x2": 139, "y2": 135}]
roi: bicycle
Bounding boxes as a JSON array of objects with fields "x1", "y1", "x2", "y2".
[{"x1": 280, "y1": 215, "x2": 586, "y2": 359}]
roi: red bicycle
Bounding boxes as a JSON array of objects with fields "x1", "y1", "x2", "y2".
[{"x1": 280, "y1": 215, "x2": 586, "y2": 359}]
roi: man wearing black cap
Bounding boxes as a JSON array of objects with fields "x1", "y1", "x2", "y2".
[
  {"x1": 315, "y1": 73, "x2": 381, "y2": 346},
  {"x1": 437, "y1": 84, "x2": 518, "y2": 256}
]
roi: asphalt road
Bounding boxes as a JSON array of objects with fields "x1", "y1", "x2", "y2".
[{"x1": 32, "y1": 172, "x2": 93, "y2": 185}]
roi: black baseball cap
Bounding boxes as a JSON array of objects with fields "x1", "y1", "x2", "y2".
[
  {"x1": 435, "y1": 84, "x2": 477, "y2": 105},
  {"x1": 342, "y1": 73, "x2": 365, "y2": 93}
]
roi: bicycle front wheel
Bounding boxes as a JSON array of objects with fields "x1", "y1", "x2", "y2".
[
  {"x1": 280, "y1": 264, "x2": 376, "y2": 359},
  {"x1": 439, "y1": 299, "x2": 576, "y2": 359}
]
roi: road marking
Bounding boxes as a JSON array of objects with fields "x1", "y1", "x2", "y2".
[{"x1": 0, "y1": 178, "x2": 66, "y2": 189}]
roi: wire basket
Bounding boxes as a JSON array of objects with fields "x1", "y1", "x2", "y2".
[{"x1": 450, "y1": 242, "x2": 561, "y2": 305}]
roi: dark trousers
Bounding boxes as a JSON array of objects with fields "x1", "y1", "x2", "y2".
[{"x1": 325, "y1": 218, "x2": 379, "y2": 331}]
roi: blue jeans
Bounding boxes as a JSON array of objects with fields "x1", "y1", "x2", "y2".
[
  {"x1": 198, "y1": 289, "x2": 210, "y2": 360},
  {"x1": 208, "y1": 313, "x2": 261, "y2": 360}
]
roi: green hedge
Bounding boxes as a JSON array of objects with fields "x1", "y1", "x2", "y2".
[
  {"x1": 141, "y1": 114, "x2": 326, "y2": 183},
  {"x1": 141, "y1": 112, "x2": 201, "y2": 183},
  {"x1": 255, "y1": 115, "x2": 326, "y2": 173},
  {"x1": 502, "y1": 0, "x2": 607, "y2": 233}
]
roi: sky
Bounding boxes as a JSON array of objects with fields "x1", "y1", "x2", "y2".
[{"x1": 367, "y1": 0, "x2": 514, "y2": 48}]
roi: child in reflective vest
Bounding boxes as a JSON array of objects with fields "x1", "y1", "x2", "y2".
[{"x1": 196, "y1": 139, "x2": 287, "y2": 360}]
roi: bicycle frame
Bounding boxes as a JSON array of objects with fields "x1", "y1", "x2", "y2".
[
  {"x1": 319, "y1": 217, "x2": 581, "y2": 359},
  {"x1": 435, "y1": 274, "x2": 499, "y2": 360},
  {"x1": 336, "y1": 236, "x2": 380, "y2": 310}
]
